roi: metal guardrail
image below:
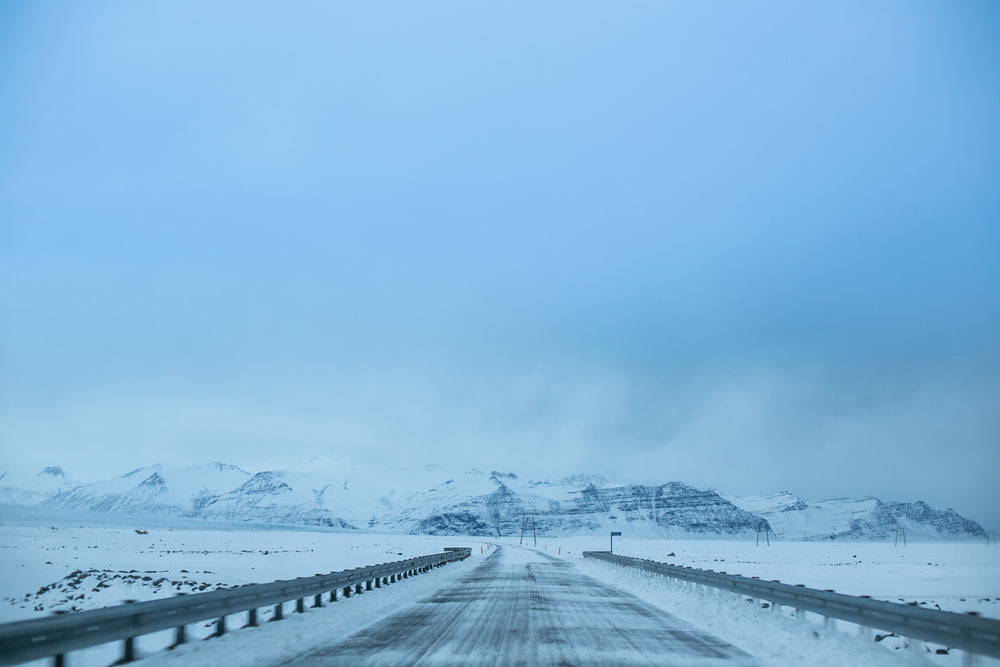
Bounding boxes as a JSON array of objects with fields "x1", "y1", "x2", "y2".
[
  {"x1": 582, "y1": 551, "x2": 1000, "y2": 660},
  {"x1": 0, "y1": 548, "x2": 472, "y2": 666}
]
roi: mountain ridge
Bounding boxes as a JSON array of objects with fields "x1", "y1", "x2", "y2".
[{"x1": 0, "y1": 462, "x2": 986, "y2": 541}]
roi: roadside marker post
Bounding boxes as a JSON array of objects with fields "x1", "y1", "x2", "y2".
[{"x1": 610, "y1": 531, "x2": 622, "y2": 554}]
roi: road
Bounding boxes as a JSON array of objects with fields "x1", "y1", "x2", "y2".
[{"x1": 278, "y1": 545, "x2": 759, "y2": 666}]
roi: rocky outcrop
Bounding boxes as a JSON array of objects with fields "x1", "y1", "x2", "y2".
[
  {"x1": 727, "y1": 493, "x2": 988, "y2": 541},
  {"x1": 883, "y1": 501, "x2": 986, "y2": 539},
  {"x1": 371, "y1": 476, "x2": 767, "y2": 538}
]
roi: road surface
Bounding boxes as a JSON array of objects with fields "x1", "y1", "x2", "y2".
[{"x1": 278, "y1": 545, "x2": 759, "y2": 666}]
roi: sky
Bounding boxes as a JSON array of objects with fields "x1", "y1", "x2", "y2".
[{"x1": 1, "y1": 2, "x2": 999, "y2": 528}]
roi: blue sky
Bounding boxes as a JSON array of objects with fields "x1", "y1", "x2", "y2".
[{"x1": 2, "y1": 2, "x2": 998, "y2": 527}]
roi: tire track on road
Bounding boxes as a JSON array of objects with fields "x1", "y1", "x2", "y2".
[{"x1": 279, "y1": 546, "x2": 759, "y2": 666}]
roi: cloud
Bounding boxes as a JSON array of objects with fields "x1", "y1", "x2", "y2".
[{"x1": 4, "y1": 363, "x2": 996, "y2": 530}]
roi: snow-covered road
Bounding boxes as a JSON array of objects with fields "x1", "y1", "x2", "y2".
[{"x1": 279, "y1": 545, "x2": 760, "y2": 666}]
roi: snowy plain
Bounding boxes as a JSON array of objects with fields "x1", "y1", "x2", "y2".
[{"x1": 1, "y1": 506, "x2": 997, "y2": 666}]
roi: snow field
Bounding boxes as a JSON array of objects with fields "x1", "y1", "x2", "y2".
[{"x1": 0, "y1": 514, "x2": 485, "y2": 622}]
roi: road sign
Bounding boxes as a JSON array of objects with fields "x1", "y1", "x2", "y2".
[
  {"x1": 610, "y1": 531, "x2": 622, "y2": 553},
  {"x1": 610, "y1": 532, "x2": 622, "y2": 536}
]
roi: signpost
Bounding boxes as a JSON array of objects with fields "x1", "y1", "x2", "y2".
[{"x1": 610, "y1": 531, "x2": 622, "y2": 554}]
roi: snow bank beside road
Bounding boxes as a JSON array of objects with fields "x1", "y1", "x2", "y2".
[
  {"x1": 552, "y1": 536, "x2": 1000, "y2": 618},
  {"x1": 552, "y1": 537, "x2": 999, "y2": 667},
  {"x1": 572, "y1": 554, "x2": 940, "y2": 667}
]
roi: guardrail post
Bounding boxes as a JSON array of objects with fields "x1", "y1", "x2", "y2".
[
  {"x1": 366, "y1": 580, "x2": 372, "y2": 591},
  {"x1": 296, "y1": 598, "x2": 305, "y2": 613},
  {"x1": 215, "y1": 616, "x2": 226, "y2": 637},
  {"x1": 343, "y1": 585, "x2": 351, "y2": 598},
  {"x1": 122, "y1": 636, "x2": 135, "y2": 662},
  {"x1": 174, "y1": 624, "x2": 186, "y2": 646},
  {"x1": 355, "y1": 583, "x2": 363, "y2": 594},
  {"x1": 273, "y1": 603, "x2": 284, "y2": 620},
  {"x1": 247, "y1": 608, "x2": 258, "y2": 627},
  {"x1": 53, "y1": 655, "x2": 65, "y2": 667},
  {"x1": 313, "y1": 593, "x2": 323, "y2": 608},
  {"x1": 375, "y1": 577, "x2": 381, "y2": 588},
  {"x1": 329, "y1": 588, "x2": 338, "y2": 602}
]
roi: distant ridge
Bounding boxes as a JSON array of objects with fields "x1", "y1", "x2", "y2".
[
  {"x1": 725, "y1": 491, "x2": 987, "y2": 541},
  {"x1": 0, "y1": 462, "x2": 987, "y2": 541}
]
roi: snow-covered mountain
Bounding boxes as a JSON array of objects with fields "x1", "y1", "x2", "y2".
[
  {"x1": 35, "y1": 463, "x2": 356, "y2": 529},
  {"x1": 40, "y1": 462, "x2": 252, "y2": 516},
  {"x1": 367, "y1": 470, "x2": 765, "y2": 538},
  {"x1": 194, "y1": 470, "x2": 353, "y2": 528},
  {"x1": 0, "y1": 466, "x2": 80, "y2": 505},
  {"x1": 0, "y1": 462, "x2": 986, "y2": 541},
  {"x1": 725, "y1": 491, "x2": 987, "y2": 541}
]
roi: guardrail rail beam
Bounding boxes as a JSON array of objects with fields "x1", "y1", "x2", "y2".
[
  {"x1": 582, "y1": 550, "x2": 1000, "y2": 662},
  {"x1": 0, "y1": 548, "x2": 472, "y2": 667}
]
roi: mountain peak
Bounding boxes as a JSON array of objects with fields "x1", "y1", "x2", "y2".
[
  {"x1": 137, "y1": 472, "x2": 167, "y2": 492},
  {"x1": 236, "y1": 471, "x2": 293, "y2": 496},
  {"x1": 186, "y1": 461, "x2": 249, "y2": 474},
  {"x1": 559, "y1": 473, "x2": 609, "y2": 487},
  {"x1": 122, "y1": 464, "x2": 161, "y2": 478}
]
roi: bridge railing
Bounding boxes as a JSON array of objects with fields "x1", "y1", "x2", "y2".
[
  {"x1": 0, "y1": 548, "x2": 472, "y2": 666},
  {"x1": 582, "y1": 550, "x2": 1000, "y2": 661}
]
